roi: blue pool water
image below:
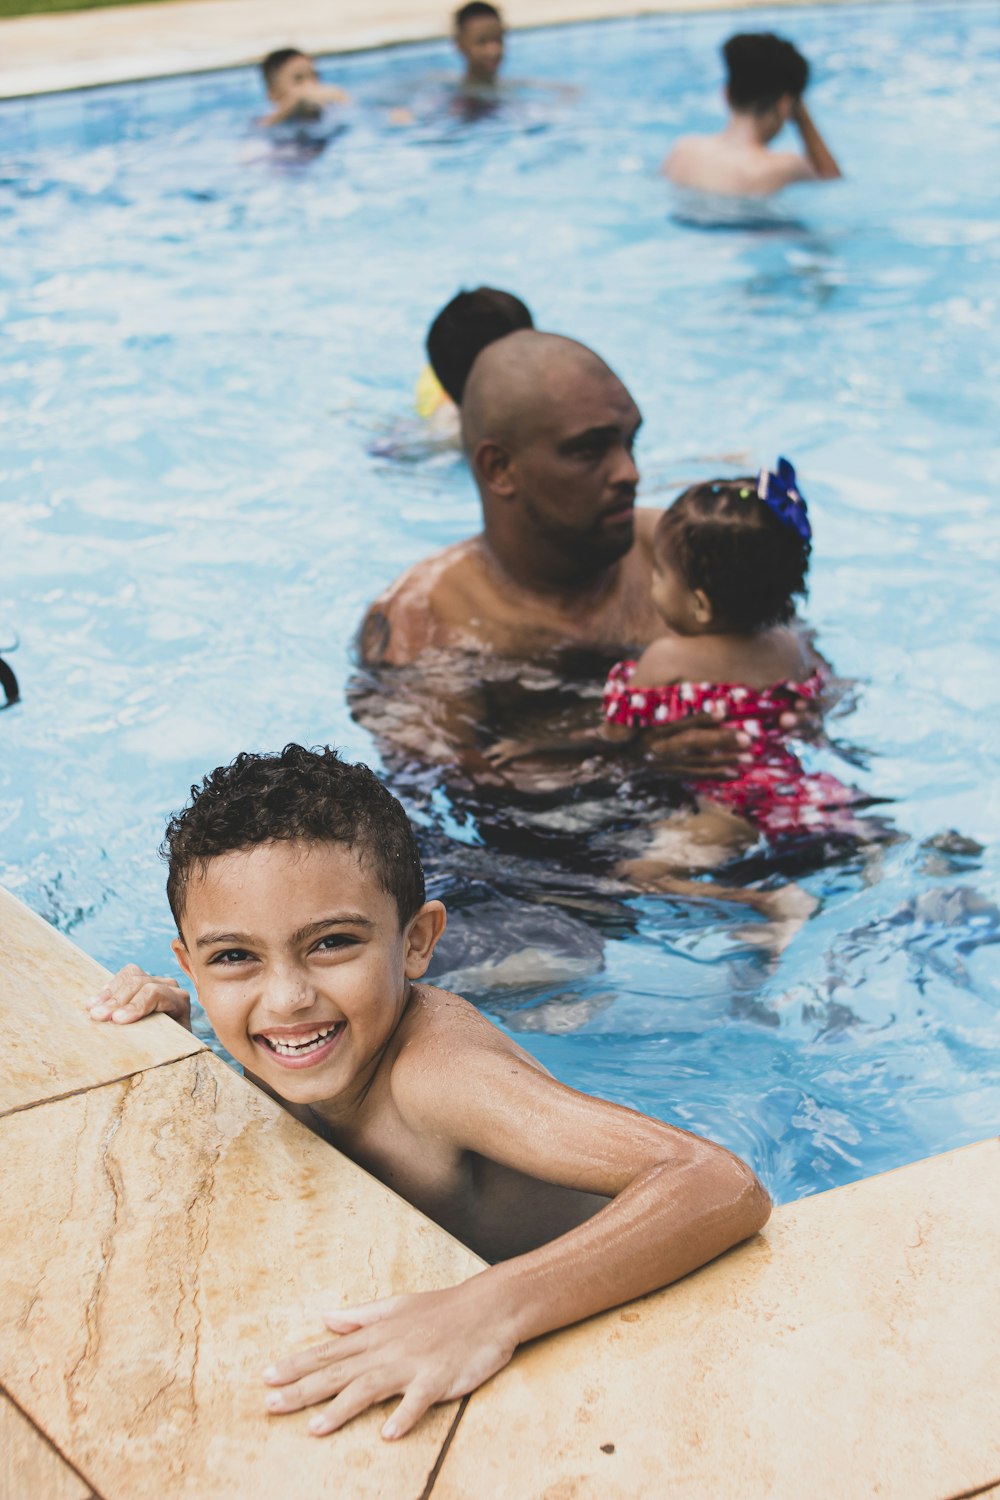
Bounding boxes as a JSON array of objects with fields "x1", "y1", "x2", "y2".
[{"x1": 2, "y1": 3, "x2": 998, "y2": 1204}]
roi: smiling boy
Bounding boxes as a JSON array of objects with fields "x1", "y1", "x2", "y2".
[
  {"x1": 91, "y1": 744, "x2": 769, "y2": 1440},
  {"x1": 454, "y1": 2, "x2": 505, "y2": 91}
]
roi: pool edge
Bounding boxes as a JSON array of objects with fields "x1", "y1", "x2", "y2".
[
  {"x1": 0, "y1": 0, "x2": 936, "y2": 101},
  {"x1": 2, "y1": 884, "x2": 998, "y2": 1498}
]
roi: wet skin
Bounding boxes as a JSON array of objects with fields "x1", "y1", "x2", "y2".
[{"x1": 90, "y1": 836, "x2": 770, "y2": 1440}]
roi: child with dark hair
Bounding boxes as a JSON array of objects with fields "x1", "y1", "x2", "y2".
[
  {"x1": 603, "y1": 462, "x2": 861, "y2": 918},
  {"x1": 259, "y1": 48, "x2": 350, "y2": 128},
  {"x1": 90, "y1": 743, "x2": 769, "y2": 1441},
  {"x1": 454, "y1": 2, "x2": 505, "y2": 90},
  {"x1": 663, "y1": 31, "x2": 841, "y2": 197},
  {"x1": 417, "y1": 285, "x2": 534, "y2": 427}
]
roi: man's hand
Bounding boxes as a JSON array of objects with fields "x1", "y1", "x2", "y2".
[
  {"x1": 642, "y1": 697, "x2": 821, "y2": 780},
  {"x1": 88, "y1": 964, "x2": 192, "y2": 1030},
  {"x1": 263, "y1": 1281, "x2": 515, "y2": 1440},
  {"x1": 642, "y1": 713, "x2": 749, "y2": 780}
]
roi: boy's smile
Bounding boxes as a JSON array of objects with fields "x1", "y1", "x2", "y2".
[{"x1": 172, "y1": 839, "x2": 444, "y2": 1117}]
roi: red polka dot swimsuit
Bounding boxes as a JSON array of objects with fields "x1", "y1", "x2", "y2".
[{"x1": 603, "y1": 660, "x2": 860, "y2": 842}]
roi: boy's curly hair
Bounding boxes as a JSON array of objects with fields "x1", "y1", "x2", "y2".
[
  {"x1": 656, "y1": 479, "x2": 811, "y2": 632},
  {"x1": 163, "y1": 745, "x2": 425, "y2": 931}
]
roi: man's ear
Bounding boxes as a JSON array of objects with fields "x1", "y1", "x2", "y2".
[
  {"x1": 474, "y1": 439, "x2": 516, "y2": 500},
  {"x1": 171, "y1": 937, "x2": 196, "y2": 986},
  {"x1": 404, "y1": 901, "x2": 447, "y2": 979}
]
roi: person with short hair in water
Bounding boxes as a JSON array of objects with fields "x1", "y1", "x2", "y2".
[
  {"x1": 454, "y1": 1, "x2": 505, "y2": 91},
  {"x1": 357, "y1": 331, "x2": 817, "y2": 793},
  {"x1": 259, "y1": 48, "x2": 350, "y2": 128},
  {"x1": 663, "y1": 32, "x2": 841, "y2": 197},
  {"x1": 415, "y1": 286, "x2": 534, "y2": 435}
]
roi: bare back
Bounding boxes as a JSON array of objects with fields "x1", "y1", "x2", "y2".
[{"x1": 664, "y1": 133, "x2": 813, "y2": 197}]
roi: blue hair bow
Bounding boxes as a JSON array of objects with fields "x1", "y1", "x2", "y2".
[{"x1": 757, "y1": 457, "x2": 811, "y2": 543}]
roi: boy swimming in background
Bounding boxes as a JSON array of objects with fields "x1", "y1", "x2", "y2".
[
  {"x1": 664, "y1": 32, "x2": 841, "y2": 197},
  {"x1": 259, "y1": 48, "x2": 350, "y2": 128},
  {"x1": 454, "y1": 1, "x2": 505, "y2": 92},
  {"x1": 89, "y1": 744, "x2": 769, "y2": 1440},
  {"x1": 416, "y1": 285, "x2": 534, "y2": 436}
]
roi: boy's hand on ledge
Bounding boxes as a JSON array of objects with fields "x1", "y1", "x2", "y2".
[
  {"x1": 263, "y1": 1279, "x2": 515, "y2": 1440},
  {"x1": 88, "y1": 964, "x2": 192, "y2": 1030}
]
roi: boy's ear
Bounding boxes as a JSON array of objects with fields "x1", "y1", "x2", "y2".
[
  {"x1": 404, "y1": 900, "x2": 447, "y2": 979},
  {"x1": 171, "y1": 937, "x2": 196, "y2": 986}
]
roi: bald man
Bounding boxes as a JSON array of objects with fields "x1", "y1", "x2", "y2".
[{"x1": 355, "y1": 333, "x2": 766, "y2": 788}]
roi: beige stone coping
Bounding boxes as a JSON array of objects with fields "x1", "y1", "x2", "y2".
[
  {"x1": 0, "y1": 1391, "x2": 95, "y2": 1500},
  {"x1": 0, "y1": 885, "x2": 202, "y2": 1117},
  {"x1": 0, "y1": 0, "x2": 917, "y2": 100},
  {"x1": 1, "y1": 883, "x2": 997, "y2": 1499},
  {"x1": 0, "y1": 1049, "x2": 482, "y2": 1500},
  {"x1": 433, "y1": 1135, "x2": 1000, "y2": 1500}
]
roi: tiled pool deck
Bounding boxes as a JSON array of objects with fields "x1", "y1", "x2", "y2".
[
  {"x1": 2, "y1": 883, "x2": 998, "y2": 1498},
  {"x1": 0, "y1": 0, "x2": 915, "y2": 97},
  {"x1": 2, "y1": 1, "x2": 997, "y2": 1495}
]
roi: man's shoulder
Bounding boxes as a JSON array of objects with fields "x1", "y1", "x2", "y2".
[{"x1": 360, "y1": 537, "x2": 485, "y2": 665}]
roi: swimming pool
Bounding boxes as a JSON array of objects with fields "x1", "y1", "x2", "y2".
[{"x1": 2, "y1": 1, "x2": 998, "y2": 1205}]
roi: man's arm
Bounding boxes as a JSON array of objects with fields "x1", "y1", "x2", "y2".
[{"x1": 263, "y1": 1027, "x2": 770, "y2": 1439}]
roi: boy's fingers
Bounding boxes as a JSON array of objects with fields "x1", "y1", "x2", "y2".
[
  {"x1": 305, "y1": 1374, "x2": 389, "y2": 1437},
  {"x1": 382, "y1": 1381, "x2": 437, "y2": 1440},
  {"x1": 323, "y1": 1313, "x2": 364, "y2": 1333},
  {"x1": 88, "y1": 975, "x2": 190, "y2": 1025},
  {"x1": 263, "y1": 1329, "x2": 370, "y2": 1387},
  {"x1": 323, "y1": 1297, "x2": 399, "y2": 1330},
  {"x1": 265, "y1": 1362, "x2": 356, "y2": 1414}
]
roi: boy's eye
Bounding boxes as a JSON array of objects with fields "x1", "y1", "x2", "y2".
[
  {"x1": 315, "y1": 933, "x2": 356, "y2": 952},
  {"x1": 209, "y1": 948, "x2": 254, "y2": 966}
]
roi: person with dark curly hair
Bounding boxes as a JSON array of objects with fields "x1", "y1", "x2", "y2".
[
  {"x1": 88, "y1": 744, "x2": 770, "y2": 1442},
  {"x1": 663, "y1": 32, "x2": 841, "y2": 197}
]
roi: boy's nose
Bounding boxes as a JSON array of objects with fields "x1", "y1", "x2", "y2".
[{"x1": 268, "y1": 968, "x2": 316, "y2": 1014}]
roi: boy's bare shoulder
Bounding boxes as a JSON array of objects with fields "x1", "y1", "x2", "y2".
[{"x1": 388, "y1": 984, "x2": 548, "y2": 1121}]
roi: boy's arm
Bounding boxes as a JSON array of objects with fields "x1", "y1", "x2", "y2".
[
  {"x1": 791, "y1": 98, "x2": 842, "y2": 180},
  {"x1": 264, "y1": 1033, "x2": 769, "y2": 1439},
  {"x1": 258, "y1": 84, "x2": 349, "y2": 129}
]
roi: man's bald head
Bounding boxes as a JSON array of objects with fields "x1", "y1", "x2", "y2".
[
  {"x1": 461, "y1": 331, "x2": 628, "y2": 458},
  {"x1": 459, "y1": 330, "x2": 643, "y2": 580}
]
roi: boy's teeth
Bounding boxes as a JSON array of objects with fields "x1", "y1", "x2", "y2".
[{"x1": 263, "y1": 1024, "x2": 340, "y2": 1055}]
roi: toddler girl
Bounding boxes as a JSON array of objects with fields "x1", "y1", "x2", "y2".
[{"x1": 605, "y1": 461, "x2": 860, "y2": 935}]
